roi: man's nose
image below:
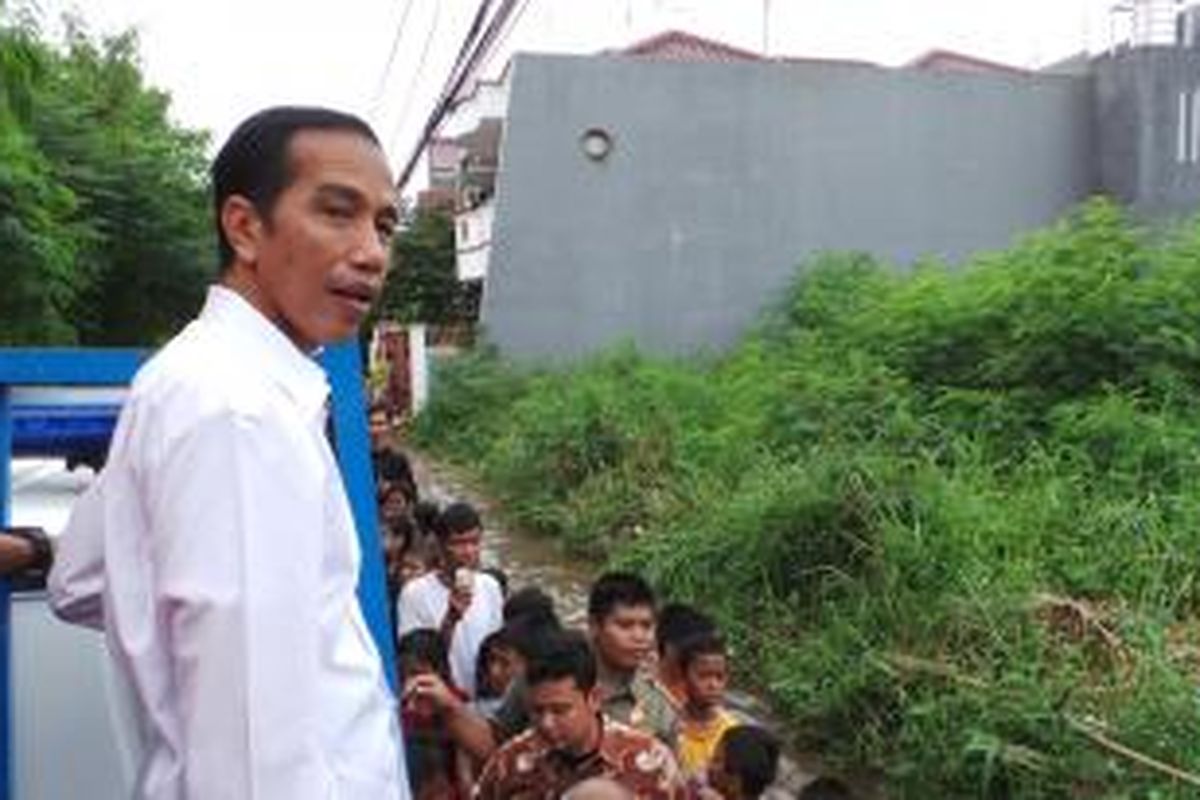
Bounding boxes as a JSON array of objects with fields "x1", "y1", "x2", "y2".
[{"x1": 351, "y1": 223, "x2": 388, "y2": 273}]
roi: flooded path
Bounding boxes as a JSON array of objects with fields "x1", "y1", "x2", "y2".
[{"x1": 408, "y1": 449, "x2": 594, "y2": 627}]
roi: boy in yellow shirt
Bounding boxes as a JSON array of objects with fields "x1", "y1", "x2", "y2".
[{"x1": 675, "y1": 632, "x2": 739, "y2": 783}]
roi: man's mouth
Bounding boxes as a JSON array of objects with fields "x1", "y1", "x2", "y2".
[{"x1": 329, "y1": 281, "x2": 378, "y2": 314}]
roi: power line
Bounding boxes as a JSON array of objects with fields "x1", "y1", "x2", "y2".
[
  {"x1": 477, "y1": 0, "x2": 532, "y2": 76},
  {"x1": 396, "y1": 0, "x2": 517, "y2": 189},
  {"x1": 440, "y1": 0, "x2": 496, "y2": 101},
  {"x1": 389, "y1": 0, "x2": 494, "y2": 169},
  {"x1": 370, "y1": 0, "x2": 418, "y2": 114},
  {"x1": 387, "y1": 0, "x2": 444, "y2": 158}
]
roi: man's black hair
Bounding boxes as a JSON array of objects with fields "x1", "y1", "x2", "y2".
[
  {"x1": 525, "y1": 629, "x2": 597, "y2": 692},
  {"x1": 211, "y1": 106, "x2": 380, "y2": 270},
  {"x1": 503, "y1": 586, "x2": 557, "y2": 624},
  {"x1": 397, "y1": 628, "x2": 450, "y2": 682},
  {"x1": 501, "y1": 610, "x2": 563, "y2": 662},
  {"x1": 657, "y1": 602, "x2": 716, "y2": 656},
  {"x1": 436, "y1": 501, "x2": 481, "y2": 542},
  {"x1": 587, "y1": 571, "x2": 655, "y2": 622},
  {"x1": 720, "y1": 725, "x2": 780, "y2": 798},
  {"x1": 413, "y1": 500, "x2": 441, "y2": 538},
  {"x1": 678, "y1": 630, "x2": 727, "y2": 673},
  {"x1": 374, "y1": 448, "x2": 415, "y2": 485}
]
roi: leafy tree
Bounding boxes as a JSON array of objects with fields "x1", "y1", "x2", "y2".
[
  {"x1": 0, "y1": 8, "x2": 84, "y2": 344},
  {"x1": 0, "y1": 7, "x2": 212, "y2": 346},
  {"x1": 30, "y1": 22, "x2": 212, "y2": 345},
  {"x1": 378, "y1": 208, "x2": 479, "y2": 328},
  {"x1": 0, "y1": 2, "x2": 42, "y2": 123}
]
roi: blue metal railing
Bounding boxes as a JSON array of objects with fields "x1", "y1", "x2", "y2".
[{"x1": 0, "y1": 348, "x2": 145, "y2": 800}]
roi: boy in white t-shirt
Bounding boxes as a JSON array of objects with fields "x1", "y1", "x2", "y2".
[{"x1": 396, "y1": 502, "x2": 502, "y2": 697}]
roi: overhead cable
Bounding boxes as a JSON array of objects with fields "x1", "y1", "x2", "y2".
[
  {"x1": 370, "y1": 0, "x2": 419, "y2": 113},
  {"x1": 396, "y1": 0, "x2": 521, "y2": 189},
  {"x1": 387, "y1": 0, "x2": 446, "y2": 158}
]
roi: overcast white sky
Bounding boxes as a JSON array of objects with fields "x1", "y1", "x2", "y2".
[{"x1": 44, "y1": 0, "x2": 1118, "y2": 177}]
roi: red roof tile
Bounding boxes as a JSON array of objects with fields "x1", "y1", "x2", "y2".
[
  {"x1": 906, "y1": 49, "x2": 1030, "y2": 76},
  {"x1": 617, "y1": 29, "x2": 765, "y2": 62}
]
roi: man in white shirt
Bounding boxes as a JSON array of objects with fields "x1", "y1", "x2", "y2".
[
  {"x1": 397, "y1": 502, "x2": 502, "y2": 697},
  {"x1": 48, "y1": 107, "x2": 409, "y2": 800}
]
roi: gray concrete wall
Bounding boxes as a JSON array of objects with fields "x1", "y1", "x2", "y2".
[
  {"x1": 1095, "y1": 46, "x2": 1200, "y2": 221},
  {"x1": 483, "y1": 54, "x2": 1096, "y2": 360}
]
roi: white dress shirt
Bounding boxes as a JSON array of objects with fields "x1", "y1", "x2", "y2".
[
  {"x1": 49, "y1": 286, "x2": 409, "y2": 800},
  {"x1": 396, "y1": 570, "x2": 503, "y2": 697}
]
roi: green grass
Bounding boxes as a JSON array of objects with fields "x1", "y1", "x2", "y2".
[{"x1": 413, "y1": 199, "x2": 1200, "y2": 796}]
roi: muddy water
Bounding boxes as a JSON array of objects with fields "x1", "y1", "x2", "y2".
[
  {"x1": 409, "y1": 451, "x2": 594, "y2": 626},
  {"x1": 406, "y1": 449, "x2": 820, "y2": 796}
]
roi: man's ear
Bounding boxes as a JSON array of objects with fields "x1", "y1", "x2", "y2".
[
  {"x1": 220, "y1": 195, "x2": 264, "y2": 266},
  {"x1": 584, "y1": 685, "x2": 604, "y2": 714}
]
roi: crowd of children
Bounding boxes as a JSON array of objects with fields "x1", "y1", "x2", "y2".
[{"x1": 369, "y1": 410, "x2": 851, "y2": 800}]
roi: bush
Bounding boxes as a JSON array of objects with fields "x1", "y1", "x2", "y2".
[{"x1": 415, "y1": 198, "x2": 1200, "y2": 796}]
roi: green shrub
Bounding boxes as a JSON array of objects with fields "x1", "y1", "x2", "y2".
[{"x1": 414, "y1": 198, "x2": 1200, "y2": 796}]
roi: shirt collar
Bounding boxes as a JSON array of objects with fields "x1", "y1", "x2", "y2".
[
  {"x1": 200, "y1": 285, "x2": 329, "y2": 419},
  {"x1": 596, "y1": 658, "x2": 636, "y2": 702},
  {"x1": 544, "y1": 716, "x2": 623, "y2": 773}
]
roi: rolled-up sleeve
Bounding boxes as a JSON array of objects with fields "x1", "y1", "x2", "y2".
[
  {"x1": 48, "y1": 475, "x2": 108, "y2": 630},
  {"x1": 148, "y1": 408, "x2": 329, "y2": 799}
]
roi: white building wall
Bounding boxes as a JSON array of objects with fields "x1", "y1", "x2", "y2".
[
  {"x1": 443, "y1": 81, "x2": 511, "y2": 138},
  {"x1": 1131, "y1": 0, "x2": 1181, "y2": 46},
  {"x1": 455, "y1": 201, "x2": 494, "y2": 281}
]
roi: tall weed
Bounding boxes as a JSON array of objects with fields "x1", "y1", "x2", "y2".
[{"x1": 415, "y1": 198, "x2": 1200, "y2": 796}]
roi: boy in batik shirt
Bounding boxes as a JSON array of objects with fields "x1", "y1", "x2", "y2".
[{"x1": 474, "y1": 630, "x2": 686, "y2": 800}]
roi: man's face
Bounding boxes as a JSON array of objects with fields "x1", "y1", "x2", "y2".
[
  {"x1": 369, "y1": 410, "x2": 390, "y2": 448},
  {"x1": 442, "y1": 527, "x2": 483, "y2": 571},
  {"x1": 527, "y1": 676, "x2": 602, "y2": 755},
  {"x1": 235, "y1": 128, "x2": 398, "y2": 350},
  {"x1": 590, "y1": 604, "x2": 655, "y2": 672},
  {"x1": 684, "y1": 653, "x2": 728, "y2": 711}
]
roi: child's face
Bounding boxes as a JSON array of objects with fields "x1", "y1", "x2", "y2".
[
  {"x1": 369, "y1": 410, "x2": 390, "y2": 448},
  {"x1": 684, "y1": 653, "x2": 728, "y2": 711},
  {"x1": 486, "y1": 644, "x2": 522, "y2": 696},
  {"x1": 380, "y1": 488, "x2": 410, "y2": 526},
  {"x1": 590, "y1": 603, "x2": 655, "y2": 672},
  {"x1": 399, "y1": 553, "x2": 427, "y2": 585}
]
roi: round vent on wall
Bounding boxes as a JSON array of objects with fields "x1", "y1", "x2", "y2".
[{"x1": 580, "y1": 127, "x2": 614, "y2": 161}]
